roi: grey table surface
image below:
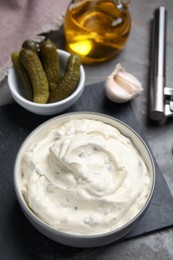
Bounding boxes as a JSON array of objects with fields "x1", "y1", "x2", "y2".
[{"x1": 1, "y1": 0, "x2": 173, "y2": 259}]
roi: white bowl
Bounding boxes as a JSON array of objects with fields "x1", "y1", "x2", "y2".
[
  {"x1": 8, "y1": 50, "x2": 85, "y2": 115},
  {"x1": 14, "y1": 112, "x2": 155, "y2": 248}
]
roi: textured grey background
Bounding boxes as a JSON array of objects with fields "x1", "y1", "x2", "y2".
[{"x1": 0, "y1": 0, "x2": 173, "y2": 258}]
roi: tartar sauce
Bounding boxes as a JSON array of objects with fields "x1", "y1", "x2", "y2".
[{"x1": 21, "y1": 119, "x2": 151, "y2": 235}]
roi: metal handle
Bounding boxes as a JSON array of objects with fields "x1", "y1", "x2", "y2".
[{"x1": 149, "y1": 6, "x2": 167, "y2": 121}]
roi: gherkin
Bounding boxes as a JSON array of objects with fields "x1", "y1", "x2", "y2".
[
  {"x1": 40, "y1": 39, "x2": 61, "y2": 92},
  {"x1": 19, "y1": 48, "x2": 49, "y2": 104},
  {"x1": 11, "y1": 51, "x2": 33, "y2": 101},
  {"x1": 22, "y1": 39, "x2": 39, "y2": 54},
  {"x1": 48, "y1": 54, "x2": 81, "y2": 103}
]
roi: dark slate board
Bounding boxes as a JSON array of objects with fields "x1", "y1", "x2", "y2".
[{"x1": 0, "y1": 82, "x2": 173, "y2": 259}]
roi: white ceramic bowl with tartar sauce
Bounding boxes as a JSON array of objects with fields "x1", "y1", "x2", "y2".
[{"x1": 14, "y1": 112, "x2": 155, "y2": 248}]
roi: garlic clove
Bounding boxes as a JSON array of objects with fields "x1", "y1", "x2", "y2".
[{"x1": 105, "y1": 63, "x2": 143, "y2": 103}]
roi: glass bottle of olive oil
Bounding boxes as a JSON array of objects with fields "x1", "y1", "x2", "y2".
[{"x1": 64, "y1": 0, "x2": 131, "y2": 64}]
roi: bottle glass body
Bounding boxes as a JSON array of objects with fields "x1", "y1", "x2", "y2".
[{"x1": 64, "y1": 0, "x2": 131, "y2": 64}]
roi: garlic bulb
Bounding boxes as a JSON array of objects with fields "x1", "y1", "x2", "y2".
[{"x1": 105, "y1": 63, "x2": 143, "y2": 103}]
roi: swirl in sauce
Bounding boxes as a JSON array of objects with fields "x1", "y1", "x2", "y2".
[{"x1": 21, "y1": 119, "x2": 151, "y2": 235}]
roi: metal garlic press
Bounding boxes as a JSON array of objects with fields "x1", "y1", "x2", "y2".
[{"x1": 149, "y1": 6, "x2": 173, "y2": 121}]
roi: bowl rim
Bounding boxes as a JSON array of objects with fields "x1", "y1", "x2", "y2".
[
  {"x1": 14, "y1": 111, "x2": 156, "y2": 239},
  {"x1": 8, "y1": 49, "x2": 85, "y2": 107}
]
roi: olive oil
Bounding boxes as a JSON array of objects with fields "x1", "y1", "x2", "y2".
[{"x1": 64, "y1": 0, "x2": 131, "y2": 63}]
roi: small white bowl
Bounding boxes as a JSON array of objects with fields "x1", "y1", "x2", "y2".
[
  {"x1": 8, "y1": 50, "x2": 85, "y2": 115},
  {"x1": 14, "y1": 112, "x2": 155, "y2": 248}
]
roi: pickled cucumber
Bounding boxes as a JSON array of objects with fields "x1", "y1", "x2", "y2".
[
  {"x1": 19, "y1": 48, "x2": 49, "y2": 104},
  {"x1": 11, "y1": 51, "x2": 33, "y2": 101},
  {"x1": 40, "y1": 39, "x2": 61, "y2": 91},
  {"x1": 48, "y1": 54, "x2": 81, "y2": 103},
  {"x1": 22, "y1": 39, "x2": 39, "y2": 54}
]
